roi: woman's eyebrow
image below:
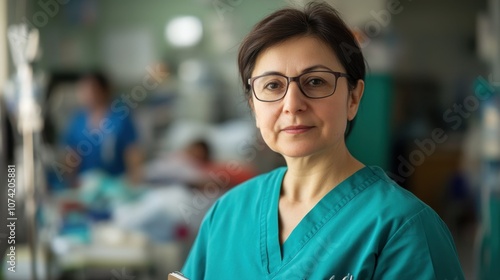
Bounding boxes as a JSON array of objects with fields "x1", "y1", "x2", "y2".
[
  {"x1": 301, "y1": 64, "x2": 332, "y2": 72},
  {"x1": 255, "y1": 65, "x2": 334, "y2": 77},
  {"x1": 258, "y1": 70, "x2": 283, "y2": 76}
]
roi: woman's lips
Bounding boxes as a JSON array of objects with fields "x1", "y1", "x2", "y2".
[{"x1": 282, "y1": 125, "x2": 314, "y2": 134}]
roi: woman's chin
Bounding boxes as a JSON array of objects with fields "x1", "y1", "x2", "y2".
[{"x1": 277, "y1": 146, "x2": 323, "y2": 159}]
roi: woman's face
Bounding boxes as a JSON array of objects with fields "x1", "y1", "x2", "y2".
[
  {"x1": 77, "y1": 77, "x2": 108, "y2": 109},
  {"x1": 250, "y1": 36, "x2": 364, "y2": 159}
]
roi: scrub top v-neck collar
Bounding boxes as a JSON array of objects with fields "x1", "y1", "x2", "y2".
[{"x1": 260, "y1": 166, "x2": 377, "y2": 276}]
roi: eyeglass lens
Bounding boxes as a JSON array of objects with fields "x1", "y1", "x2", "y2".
[{"x1": 252, "y1": 71, "x2": 338, "y2": 101}]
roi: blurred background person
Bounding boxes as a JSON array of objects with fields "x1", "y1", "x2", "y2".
[
  {"x1": 145, "y1": 138, "x2": 255, "y2": 190},
  {"x1": 145, "y1": 139, "x2": 215, "y2": 187},
  {"x1": 59, "y1": 71, "x2": 143, "y2": 187}
]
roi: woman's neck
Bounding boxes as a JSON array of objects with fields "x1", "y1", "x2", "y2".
[
  {"x1": 87, "y1": 105, "x2": 109, "y2": 126},
  {"x1": 281, "y1": 146, "x2": 364, "y2": 204}
]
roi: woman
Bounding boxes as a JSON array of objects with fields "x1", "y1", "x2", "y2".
[
  {"x1": 61, "y1": 72, "x2": 142, "y2": 185},
  {"x1": 182, "y1": 2, "x2": 465, "y2": 279}
]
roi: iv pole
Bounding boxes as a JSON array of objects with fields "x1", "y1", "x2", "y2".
[{"x1": 7, "y1": 24, "x2": 42, "y2": 280}]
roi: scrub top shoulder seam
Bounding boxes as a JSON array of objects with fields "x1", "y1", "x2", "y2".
[{"x1": 383, "y1": 206, "x2": 427, "y2": 246}]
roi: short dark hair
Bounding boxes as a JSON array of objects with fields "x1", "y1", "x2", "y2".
[
  {"x1": 237, "y1": 1, "x2": 366, "y2": 136},
  {"x1": 188, "y1": 139, "x2": 211, "y2": 163},
  {"x1": 81, "y1": 71, "x2": 112, "y2": 94}
]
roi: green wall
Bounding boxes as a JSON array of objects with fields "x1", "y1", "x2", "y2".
[{"x1": 347, "y1": 74, "x2": 393, "y2": 170}]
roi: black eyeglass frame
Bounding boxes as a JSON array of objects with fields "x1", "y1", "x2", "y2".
[{"x1": 248, "y1": 70, "x2": 350, "y2": 102}]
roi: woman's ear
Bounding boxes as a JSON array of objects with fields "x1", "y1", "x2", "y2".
[
  {"x1": 248, "y1": 97, "x2": 260, "y2": 128},
  {"x1": 347, "y1": 80, "x2": 364, "y2": 121},
  {"x1": 248, "y1": 97, "x2": 254, "y2": 112}
]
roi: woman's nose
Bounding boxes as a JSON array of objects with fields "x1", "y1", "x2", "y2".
[{"x1": 282, "y1": 81, "x2": 307, "y2": 114}]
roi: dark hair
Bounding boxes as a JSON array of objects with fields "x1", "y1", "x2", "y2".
[
  {"x1": 188, "y1": 139, "x2": 211, "y2": 164},
  {"x1": 81, "y1": 71, "x2": 112, "y2": 95},
  {"x1": 237, "y1": 1, "x2": 366, "y2": 136}
]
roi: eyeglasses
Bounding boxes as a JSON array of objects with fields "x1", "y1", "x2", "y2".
[{"x1": 248, "y1": 70, "x2": 350, "y2": 102}]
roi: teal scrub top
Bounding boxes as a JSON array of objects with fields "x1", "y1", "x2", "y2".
[{"x1": 182, "y1": 166, "x2": 465, "y2": 279}]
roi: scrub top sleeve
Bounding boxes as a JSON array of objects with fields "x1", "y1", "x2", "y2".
[
  {"x1": 181, "y1": 200, "x2": 220, "y2": 279},
  {"x1": 373, "y1": 208, "x2": 465, "y2": 280}
]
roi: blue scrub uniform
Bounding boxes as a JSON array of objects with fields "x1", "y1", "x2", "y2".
[
  {"x1": 182, "y1": 166, "x2": 464, "y2": 279},
  {"x1": 63, "y1": 108, "x2": 138, "y2": 176}
]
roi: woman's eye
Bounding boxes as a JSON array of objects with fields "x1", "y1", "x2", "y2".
[
  {"x1": 307, "y1": 78, "x2": 325, "y2": 86},
  {"x1": 265, "y1": 82, "x2": 282, "y2": 90}
]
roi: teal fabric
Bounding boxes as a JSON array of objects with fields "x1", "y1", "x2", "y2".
[
  {"x1": 182, "y1": 166, "x2": 464, "y2": 280},
  {"x1": 347, "y1": 74, "x2": 393, "y2": 170}
]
